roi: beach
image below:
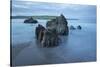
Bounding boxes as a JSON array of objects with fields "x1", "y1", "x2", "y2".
[{"x1": 11, "y1": 18, "x2": 96, "y2": 66}]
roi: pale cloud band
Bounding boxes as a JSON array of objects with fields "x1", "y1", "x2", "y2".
[{"x1": 11, "y1": 1, "x2": 96, "y2": 19}]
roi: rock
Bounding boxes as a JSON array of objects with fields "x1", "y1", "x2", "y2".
[
  {"x1": 35, "y1": 24, "x2": 59, "y2": 47},
  {"x1": 46, "y1": 14, "x2": 69, "y2": 35},
  {"x1": 41, "y1": 29, "x2": 59, "y2": 47},
  {"x1": 24, "y1": 17, "x2": 38, "y2": 23},
  {"x1": 35, "y1": 24, "x2": 45, "y2": 41},
  {"x1": 77, "y1": 25, "x2": 82, "y2": 30},
  {"x1": 70, "y1": 25, "x2": 76, "y2": 30}
]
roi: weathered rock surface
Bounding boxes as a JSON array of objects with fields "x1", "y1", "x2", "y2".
[
  {"x1": 41, "y1": 29, "x2": 59, "y2": 47},
  {"x1": 24, "y1": 17, "x2": 38, "y2": 23},
  {"x1": 35, "y1": 24, "x2": 59, "y2": 47},
  {"x1": 46, "y1": 14, "x2": 69, "y2": 35},
  {"x1": 35, "y1": 14, "x2": 69, "y2": 47},
  {"x1": 35, "y1": 24, "x2": 45, "y2": 42}
]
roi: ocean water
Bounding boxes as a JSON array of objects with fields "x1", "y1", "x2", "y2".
[
  {"x1": 12, "y1": 19, "x2": 48, "y2": 46},
  {"x1": 11, "y1": 18, "x2": 96, "y2": 66},
  {"x1": 12, "y1": 19, "x2": 96, "y2": 46}
]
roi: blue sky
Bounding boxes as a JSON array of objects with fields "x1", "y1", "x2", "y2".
[{"x1": 12, "y1": 1, "x2": 96, "y2": 19}]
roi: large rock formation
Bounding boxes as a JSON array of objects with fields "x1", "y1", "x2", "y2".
[
  {"x1": 41, "y1": 29, "x2": 59, "y2": 47},
  {"x1": 35, "y1": 24, "x2": 45, "y2": 42},
  {"x1": 46, "y1": 14, "x2": 69, "y2": 35},
  {"x1": 35, "y1": 24, "x2": 59, "y2": 47},
  {"x1": 35, "y1": 14, "x2": 69, "y2": 47},
  {"x1": 24, "y1": 17, "x2": 38, "y2": 23}
]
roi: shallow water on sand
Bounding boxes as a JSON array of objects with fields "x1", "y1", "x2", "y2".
[{"x1": 11, "y1": 19, "x2": 96, "y2": 66}]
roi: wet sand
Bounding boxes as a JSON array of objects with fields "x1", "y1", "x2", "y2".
[{"x1": 12, "y1": 42, "x2": 31, "y2": 60}]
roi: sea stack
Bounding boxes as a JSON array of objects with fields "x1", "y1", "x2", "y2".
[
  {"x1": 24, "y1": 17, "x2": 38, "y2": 23},
  {"x1": 35, "y1": 24, "x2": 45, "y2": 41},
  {"x1": 46, "y1": 14, "x2": 69, "y2": 35},
  {"x1": 35, "y1": 24, "x2": 59, "y2": 47},
  {"x1": 77, "y1": 25, "x2": 82, "y2": 30},
  {"x1": 35, "y1": 14, "x2": 69, "y2": 47},
  {"x1": 41, "y1": 29, "x2": 59, "y2": 47},
  {"x1": 70, "y1": 25, "x2": 76, "y2": 30}
]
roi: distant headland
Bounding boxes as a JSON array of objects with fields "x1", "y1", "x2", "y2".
[{"x1": 11, "y1": 15, "x2": 79, "y2": 20}]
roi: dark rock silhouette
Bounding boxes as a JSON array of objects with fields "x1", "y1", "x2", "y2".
[
  {"x1": 35, "y1": 14, "x2": 69, "y2": 47},
  {"x1": 35, "y1": 24, "x2": 59, "y2": 47},
  {"x1": 46, "y1": 14, "x2": 69, "y2": 35},
  {"x1": 70, "y1": 25, "x2": 76, "y2": 30},
  {"x1": 35, "y1": 24, "x2": 45, "y2": 42},
  {"x1": 24, "y1": 17, "x2": 38, "y2": 23},
  {"x1": 77, "y1": 25, "x2": 82, "y2": 30},
  {"x1": 41, "y1": 29, "x2": 59, "y2": 47}
]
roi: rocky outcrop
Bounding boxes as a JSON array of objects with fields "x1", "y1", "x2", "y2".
[
  {"x1": 35, "y1": 24, "x2": 45, "y2": 42},
  {"x1": 24, "y1": 17, "x2": 38, "y2": 23},
  {"x1": 77, "y1": 25, "x2": 82, "y2": 30},
  {"x1": 35, "y1": 24, "x2": 59, "y2": 47},
  {"x1": 46, "y1": 14, "x2": 69, "y2": 35},
  {"x1": 70, "y1": 25, "x2": 76, "y2": 30},
  {"x1": 35, "y1": 14, "x2": 69, "y2": 47},
  {"x1": 41, "y1": 29, "x2": 59, "y2": 47}
]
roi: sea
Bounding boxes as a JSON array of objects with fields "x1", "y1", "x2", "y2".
[{"x1": 11, "y1": 18, "x2": 96, "y2": 66}]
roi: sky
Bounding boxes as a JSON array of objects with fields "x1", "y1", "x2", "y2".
[{"x1": 11, "y1": 1, "x2": 96, "y2": 19}]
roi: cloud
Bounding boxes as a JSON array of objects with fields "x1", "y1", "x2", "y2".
[{"x1": 11, "y1": 1, "x2": 96, "y2": 19}]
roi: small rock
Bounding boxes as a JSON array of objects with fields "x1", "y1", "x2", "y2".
[
  {"x1": 70, "y1": 25, "x2": 76, "y2": 30},
  {"x1": 77, "y1": 25, "x2": 82, "y2": 30},
  {"x1": 24, "y1": 17, "x2": 38, "y2": 23}
]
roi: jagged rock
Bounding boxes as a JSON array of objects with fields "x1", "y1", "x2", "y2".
[
  {"x1": 70, "y1": 25, "x2": 76, "y2": 30},
  {"x1": 24, "y1": 17, "x2": 38, "y2": 23},
  {"x1": 41, "y1": 29, "x2": 59, "y2": 47},
  {"x1": 46, "y1": 14, "x2": 69, "y2": 35},
  {"x1": 35, "y1": 14, "x2": 69, "y2": 47},
  {"x1": 77, "y1": 25, "x2": 82, "y2": 30},
  {"x1": 35, "y1": 24, "x2": 59, "y2": 47},
  {"x1": 35, "y1": 24, "x2": 45, "y2": 42}
]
